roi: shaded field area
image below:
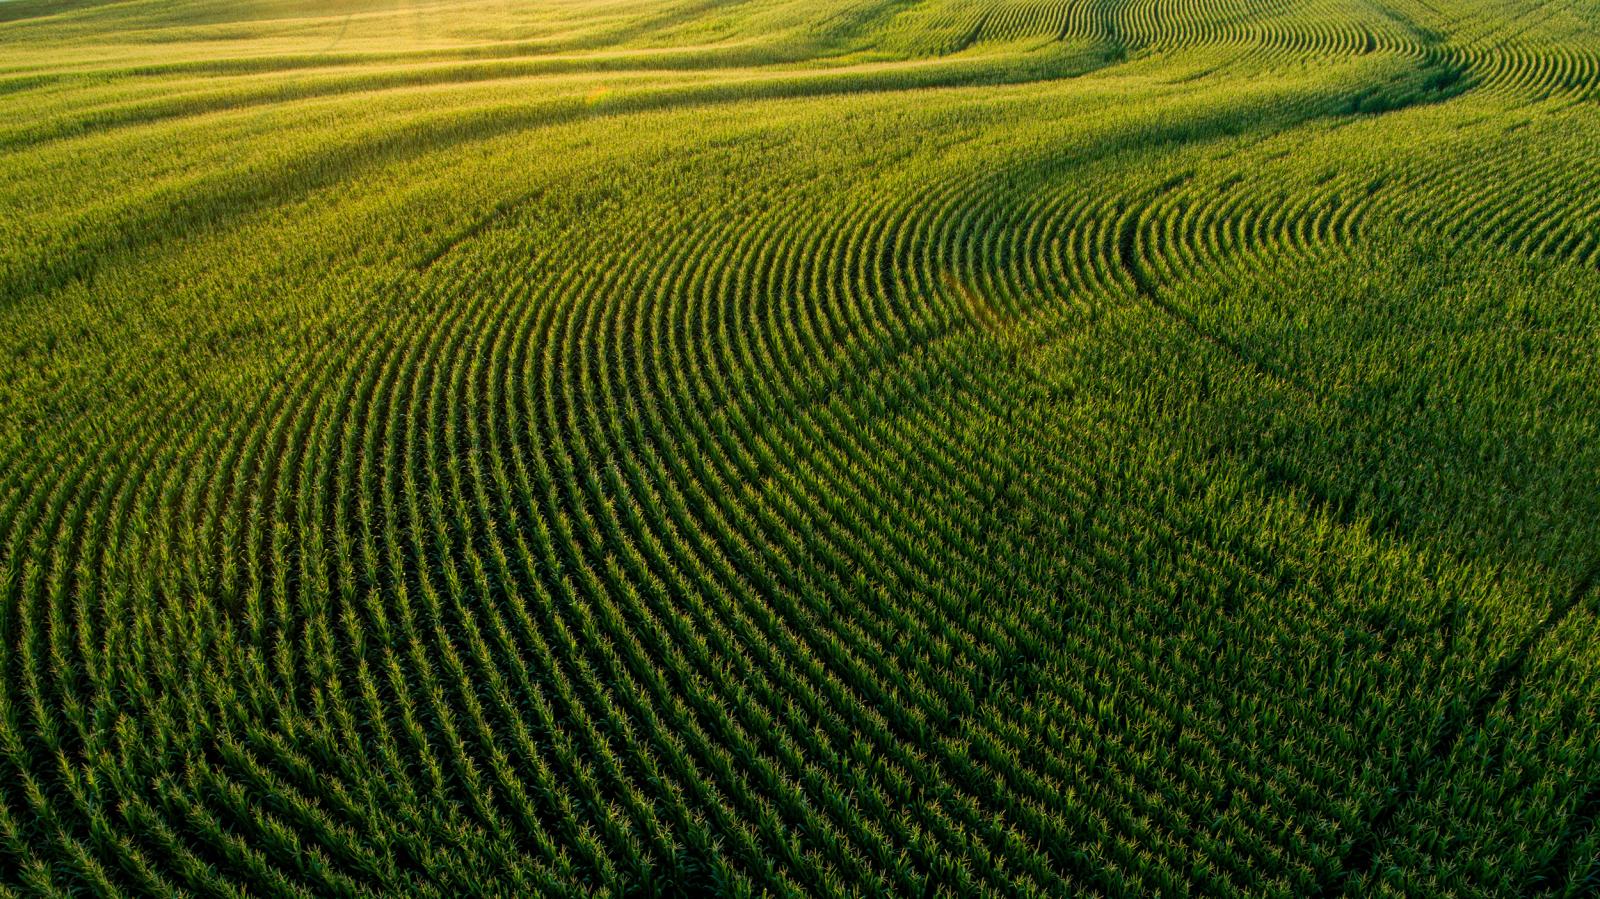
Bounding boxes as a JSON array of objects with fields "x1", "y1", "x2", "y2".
[{"x1": 2, "y1": 0, "x2": 1600, "y2": 895}]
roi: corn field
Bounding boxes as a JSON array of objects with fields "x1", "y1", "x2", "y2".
[{"x1": 2, "y1": 0, "x2": 1600, "y2": 896}]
